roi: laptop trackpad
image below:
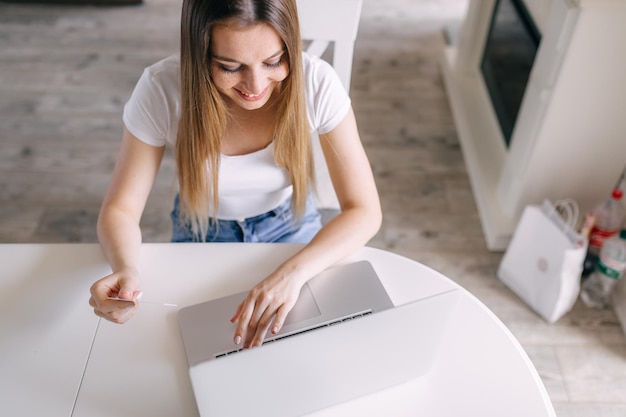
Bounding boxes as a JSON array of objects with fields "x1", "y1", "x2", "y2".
[{"x1": 283, "y1": 284, "x2": 320, "y2": 326}]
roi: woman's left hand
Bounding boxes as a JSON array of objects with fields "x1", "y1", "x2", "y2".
[{"x1": 230, "y1": 270, "x2": 304, "y2": 349}]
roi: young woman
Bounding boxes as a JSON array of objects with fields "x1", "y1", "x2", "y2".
[{"x1": 89, "y1": 0, "x2": 381, "y2": 349}]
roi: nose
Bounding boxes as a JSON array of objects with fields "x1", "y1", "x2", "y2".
[{"x1": 242, "y1": 67, "x2": 264, "y2": 95}]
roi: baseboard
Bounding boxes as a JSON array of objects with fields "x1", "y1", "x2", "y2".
[{"x1": 0, "y1": 0, "x2": 142, "y2": 5}]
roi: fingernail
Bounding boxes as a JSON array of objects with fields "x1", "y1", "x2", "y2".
[
  {"x1": 234, "y1": 335, "x2": 241, "y2": 345},
  {"x1": 272, "y1": 326, "x2": 279, "y2": 334}
]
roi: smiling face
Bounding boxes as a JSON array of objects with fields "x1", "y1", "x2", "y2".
[{"x1": 210, "y1": 22, "x2": 289, "y2": 112}]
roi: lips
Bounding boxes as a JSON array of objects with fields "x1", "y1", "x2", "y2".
[{"x1": 235, "y1": 85, "x2": 269, "y2": 102}]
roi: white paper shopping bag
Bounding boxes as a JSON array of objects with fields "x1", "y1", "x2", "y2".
[{"x1": 497, "y1": 201, "x2": 587, "y2": 323}]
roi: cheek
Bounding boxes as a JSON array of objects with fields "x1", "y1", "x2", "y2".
[
  {"x1": 211, "y1": 73, "x2": 235, "y2": 92},
  {"x1": 273, "y1": 65, "x2": 289, "y2": 82}
]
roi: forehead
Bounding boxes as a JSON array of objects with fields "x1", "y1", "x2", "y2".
[{"x1": 211, "y1": 22, "x2": 284, "y2": 61}]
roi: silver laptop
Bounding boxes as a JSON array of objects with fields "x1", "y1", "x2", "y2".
[{"x1": 178, "y1": 261, "x2": 459, "y2": 416}]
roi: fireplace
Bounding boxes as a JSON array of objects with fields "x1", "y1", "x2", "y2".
[
  {"x1": 442, "y1": 0, "x2": 626, "y2": 250},
  {"x1": 481, "y1": 0, "x2": 541, "y2": 147}
]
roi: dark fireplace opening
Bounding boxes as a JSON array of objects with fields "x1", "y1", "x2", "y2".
[{"x1": 481, "y1": 0, "x2": 541, "y2": 147}]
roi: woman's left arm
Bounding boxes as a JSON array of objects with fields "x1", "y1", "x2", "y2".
[{"x1": 231, "y1": 107, "x2": 382, "y2": 348}]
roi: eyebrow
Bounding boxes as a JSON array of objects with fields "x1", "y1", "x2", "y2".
[{"x1": 211, "y1": 48, "x2": 285, "y2": 64}]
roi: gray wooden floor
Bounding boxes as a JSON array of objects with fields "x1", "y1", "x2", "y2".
[{"x1": 1, "y1": 0, "x2": 625, "y2": 415}]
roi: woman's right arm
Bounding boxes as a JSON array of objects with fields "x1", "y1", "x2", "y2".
[{"x1": 89, "y1": 126, "x2": 165, "y2": 324}]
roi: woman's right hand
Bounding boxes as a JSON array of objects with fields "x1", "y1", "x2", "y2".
[{"x1": 89, "y1": 267, "x2": 142, "y2": 324}]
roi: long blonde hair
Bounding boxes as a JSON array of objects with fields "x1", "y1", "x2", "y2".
[{"x1": 177, "y1": 0, "x2": 312, "y2": 238}]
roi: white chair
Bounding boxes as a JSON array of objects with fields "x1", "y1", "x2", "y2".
[{"x1": 296, "y1": 0, "x2": 363, "y2": 221}]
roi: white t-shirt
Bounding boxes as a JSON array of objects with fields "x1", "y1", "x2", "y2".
[{"x1": 123, "y1": 52, "x2": 351, "y2": 220}]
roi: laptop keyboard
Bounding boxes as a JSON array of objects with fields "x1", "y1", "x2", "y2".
[{"x1": 214, "y1": 310, "x2": 373, "y2": 359}]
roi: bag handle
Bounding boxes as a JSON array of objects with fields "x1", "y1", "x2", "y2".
[
  {"x1": 543, "y1": 199, "x2": 586, "y2": 248},
  {"x1": 553, "y1": 198, "x2": 579, "y2": 230}
]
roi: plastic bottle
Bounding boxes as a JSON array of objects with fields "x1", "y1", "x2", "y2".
[
  {"x1": 580, "y1": 229, "x2": 626, "y2": 309},
  {"x1": 588, "y1": 189, "x2": 626, "y2": 254},
  {"x1": 582, "y1": 189, "x2": 626, "y2": 277}
]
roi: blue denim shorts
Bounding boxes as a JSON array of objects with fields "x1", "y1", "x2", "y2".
[{"x1": 170, "y1": 193, "x2": 322, "y2": 243}]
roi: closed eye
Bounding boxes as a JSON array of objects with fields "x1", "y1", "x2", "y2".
[
  {"x1": 264, "y1": 56, "x2": 284, "y2": 69},
  {"x1": 218, "y1": 64, "x2": 242, "y2": 73}
]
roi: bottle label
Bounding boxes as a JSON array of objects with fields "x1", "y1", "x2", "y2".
[
  {"x1": 597, "y1": 256, "x2": 626, "y2": 280},
  {"x1": 589, "y1": 227, "x2": 619, "y2": 249}
]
